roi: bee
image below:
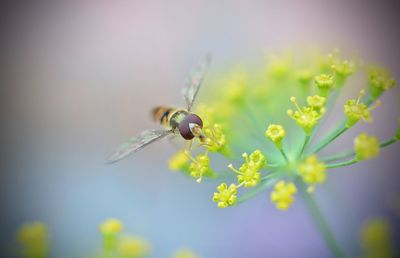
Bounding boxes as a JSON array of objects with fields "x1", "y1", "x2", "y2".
[{"x1": 107, "y1": 55, "x2": 211, "y2": 164}]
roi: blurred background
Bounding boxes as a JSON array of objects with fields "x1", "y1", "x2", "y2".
[{"x1": 1, "y1": 1, "x2": 400, "y2": 257}]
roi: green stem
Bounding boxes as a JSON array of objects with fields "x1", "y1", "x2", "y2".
[
  {"x1": 299, "y1": 182, "x2": 347, "y2": 258},
  {"x1": 299, "y1": 135, "x2": 311, "y2": 158},
  {"x1": 279, "y1": 148, "x2": 290, "y2": 163},
  {"x1": 308, "y1": 124, "x2": 348, "y2": 154},
  {"x1": 326, "y1": 158, "x2": 357, "y2": 168},
  {"x1": 237, "y1": 177, "x2": 278, "y2": 204},
  {"x1": 322, "y1": 137, "x2": 397, "y2": 162},
  {"x1": 381, "y1": 138, "x2": 396, "y2": 147}
]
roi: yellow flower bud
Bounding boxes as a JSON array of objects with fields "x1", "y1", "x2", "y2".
[
  {"x1": 265, "y1": 124, "x2": 286, "y2": 148},
  {"x1": 118, "y1": 235, "x2": 151, "y2": 258},
  {"x1": 270, "y1": 181, "x2": 297, "y2": 210},
  {"x1": 354, "y1": 133, "x2": 380, "y2": 160},
  {"x1": 168, "y1": 151, "x2": 189, "y2": 171},
  {"x1": 298, "y1": 155, "x2": 327, "y2": 188},
  {"x1": 100, "y1": 218, "x2": 123, "y2": 235}
]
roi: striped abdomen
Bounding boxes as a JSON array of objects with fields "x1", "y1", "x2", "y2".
[{"x1": 152, "y1": 106, "x2": 187, "y2": 129}]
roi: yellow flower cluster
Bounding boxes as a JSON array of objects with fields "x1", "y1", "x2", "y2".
[
  {"x1": 344, "y1": 90, "x2": 380, "y2": 128},
  {"x1": 202, "y1": 123, "x2": 227, "y2": 153},
  {"x1": 172, "y1": 249, "x2": 200, "y2": 258},
  {"x1": 100, "y1": 219, "x2": 151, "y2": 258},
  {"x1": 354, "y1": 133, "x2": 380, "y2": 160},
  {"x1": 270, "y1": 181, "x2": 297, "y2": 210},
  {"x1": 118, "y1": 236, "x2": 152, "y2": 257},
  {"x1": 314, "y1": 74, "x2": 334, "y2": 96},
  {"x1": 213, "y1": 150, "x2": 266, "y2": 208},
  {"x1": 265, "y1": 124, "x2": 286, "y2": 149},
  {"x1": 228, "y1": 150, "x2": 266, "y2": 187},
  {"x1": 287, "y1": 95, "x2": 326, "y2": 135},
  {"x1": 168, "y1": 151, "x2": 189, "y2": 171},
  {"x1": 187, "y1": 152, "x2": 213, "y2": 183},
  {"x1": 298, "y1": 155, "x2": 327, "y2": 193},
  {"x1": 16, "y1": 222, "x2": 49, "y2": 258},
  {"x1": 368, "y1": 66, "x2": 396, "y2": 99},
  {"x1": 212, "y1": 183, "x2": 238, "y2": 208},
  {"x1": 361, "y1": 218, "x2": 395, "y2": 258}
]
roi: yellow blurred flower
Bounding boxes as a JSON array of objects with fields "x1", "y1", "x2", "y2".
[
  {"x1": 168, "y1": 151, "x2": 189, "y2": 171},
  {"x1": 298, "y1": 155, "x2": 326, "y2": 192},
  {"x1": 172, "y1": 249, "x2": 200, "y2": 258},
  {"x1": 354, "y1": 133, "x2": 380, "y2": 161},
  {"x1": 118, "y1": 235, "x2": 151, "y2": 258},
  {"x1": 270, "y1": 181, "x2": 297, "y2": 210},
  {"x1": 16, "y1": 222, "x2": 49, "y2": 258},
  {"x1": 100, "y1": 218, "x2": 123, "y2": 235},
  {"x1": 361, "y1": 218, "x2": 395, "y2": 258}
]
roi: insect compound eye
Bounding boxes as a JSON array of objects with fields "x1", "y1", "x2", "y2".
[{"x1": 178, "y1": 113, "x2": 203, "y2": 140}]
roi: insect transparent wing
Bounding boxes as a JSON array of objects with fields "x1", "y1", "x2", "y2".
[
  {"x1": 182, "y1": 55, "x2": 211, "y2": 111},
  {"x1": 106, "y1": 129, "x2": 173, "y2": 164}
]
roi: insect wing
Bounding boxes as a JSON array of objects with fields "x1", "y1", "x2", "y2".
[
  {"x1": 107, "y1": 129, "x2": 172, "y2": 164},
  {"x1": 182, "y1": 55, "x2": 211, "y2": 111}
]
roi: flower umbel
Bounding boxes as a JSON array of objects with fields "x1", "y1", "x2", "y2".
[
  {"x1": 265, "y1": 124, "x2": 286, "y2": 149},
  {"x1": 354, "y1": 133, "x2": 380, "y2": 161},
  {"x1": 228, "y1": 150, "x2": 266, "y2": 187},
  {"x1": 344, "y1": 89, "x2": 381, "y2": 128},
  {"x1": 287, "y1": 96, "x2": 326, "y2": 135},
  {"x1": 168, "y1": 151, "x2": 189, "y2": 171},
  {"x1": 314, "y1": 74, "x2": 334, "y2": 96},
  {"x1": 271, "y1": 181, "x2": 297, "y2": 210},
  {"x1": 187, "y1": 152, "x2": 213, "y2": 183},
  {"x1": 16, "y1": 222, "x2": 49, "y2": 258},
  {"x1": 213, "y1": 183, "x2": 238, "y2": 208},
  {"x1": 298, "y1": 155, "x2": 327, "y2": 193},
  {"x1": 368, "y1": 66, "x2": 396, "y2": 99}
]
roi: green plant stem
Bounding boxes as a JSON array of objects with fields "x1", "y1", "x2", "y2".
[
  {"x1": 326, "y1": 158, "x2": 357, "y2": 168},
  {"x1": 322, "y1": 137, "x2": 397, "y2": 162},
  {"x1": 299, "y1": 135, "x2": 311, "y2": 158},
  {"x1": 237, "y1": 177, "x2": 278, "y2": 204},
  {"x1": 299, "y1": 182, "x2": 347, "y2": 258},
  {"x1": 279, "y1": 148, "x2": 289, "y2": 163},
  {"x1": 308, "y1": 124, "x2": 348, "y2": 154}
]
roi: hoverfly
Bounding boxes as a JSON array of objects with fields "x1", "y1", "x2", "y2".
[{"x1": 107, "y1": 55, "x2": 211, "y2": 164}]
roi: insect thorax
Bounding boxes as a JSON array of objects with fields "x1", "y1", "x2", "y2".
[{"x1": 169, "y1": 109, "x2": 188, "y2": 129}]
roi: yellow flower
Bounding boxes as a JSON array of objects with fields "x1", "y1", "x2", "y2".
[
  {"x1": 202, "y1": 124, "x2": 227, "y2": 153},
  {"x1": 331, "y1": 59, "x2": 355, "y2": 78},
  {"x1": 307, "y1": 95, "x2": 327, "y2": 111},
  {"x1": 224, "y1": 70, "x2": 247, "y2": 103},
  {"x1": 314, "y1": 74, "x2": 334, "y2": 96},
  {"x1": 295, "y1": 69, "x2": 313, "y2": 85},
  {"x1": 16, "y1": 222, "x2": 49, "y2": 258},
  {"x1": 100, "y1": 218, "x2": 123, "y2": 235},
  {"x1": 287, "y1": 96, "x2": 325, "y2": 135},
  {"x1": 354, "y1": 133, "x2": 380, "y2": 160},
  {"x1": 118, "y1": 235, "x2": 152, "y2": 258},
  {"x1": 187, "y1": 152, "x2": 213, "y2": 183},
  {"x1": 298, "y1": 155, "x2": 326, "y2": 192},
  {"x1": 266, "y1": 55, "x2": 291, "y2": 79},
  {"x1": 172, "y1": 249, "x2": 200, "y2": 258},
  {"x1": 265, "y1": 124, "x2": 286, "y2": 148},
  {"x1": 361, "y1": 218, "x2": 394, "y2": 258},
  {"x1": 368, "y1": 66, "x2": 396, "y2": 99},
  {"x1": 344, "y1": 90, "x2": 380, "y2": 128},
  {"x1": 270, "y1": 181, "x2": 297, "y2": 210},
  {"x1": 168, "y1": 151, "x2": 189, "y2": 171},
  {"x1": 213, "y1": 183, "x2": 238, "y2": 208},
  {"x1": 228, "y1": 150, "x2": 266, "y2": 187}
]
